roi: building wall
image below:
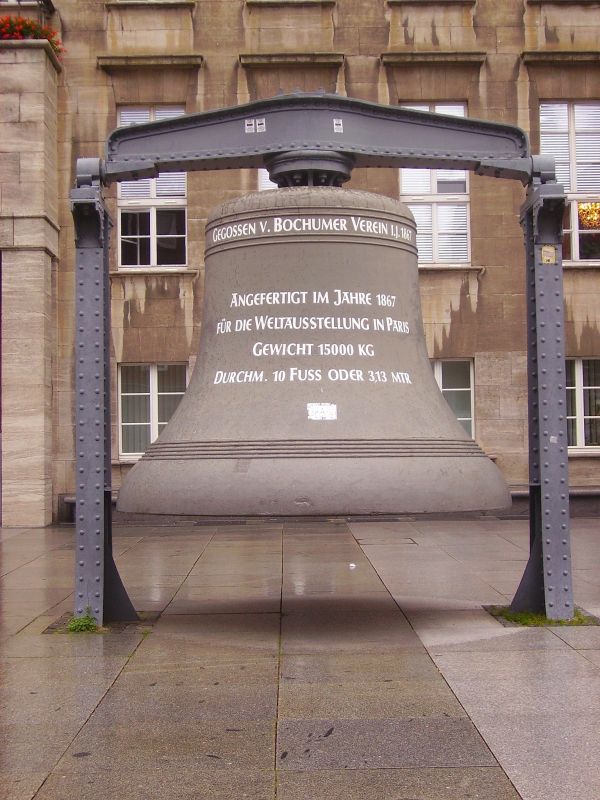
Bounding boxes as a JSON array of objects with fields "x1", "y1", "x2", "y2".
[
  {"x1": 1, "y1": 0, "x2": 599, "y2": 523},
  {"x1": 0, "y1": 38, "x2": 60, "y2": 525}
]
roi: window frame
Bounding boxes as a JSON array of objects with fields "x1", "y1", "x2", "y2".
[
  {"x1": 539, "y1": 101, "x2": 600, "y2": 265},
  {"x1": 431, "y1": 358, "x2": 474, "y2": 438},
  {"x1": 118, "y1": 362, "x2": 188, "y2": 460},
  {"x1": 566, "y1": 357, "x2": 600, "y2": 454},
  {"x1": 399, "y1": 102, "x2": 471, "y2": 267},
  {"x1": 117, "y1": 105, "x2": 188, "y2": 270}
]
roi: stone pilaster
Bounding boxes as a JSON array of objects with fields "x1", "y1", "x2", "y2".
[{"x1": 0, "y1": 41, "x2": 60, "y2": 526}]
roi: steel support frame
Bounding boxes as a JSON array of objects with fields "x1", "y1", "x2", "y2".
[
  {"x1": 510, "y1": 182, "x2": 574, "y2": 619},
  {"x1": 72, "y1": 176, "x2": 137, "y2": 625},
  {"x1": 69, "y1": 94, "x2": 575, "y2": 622}
]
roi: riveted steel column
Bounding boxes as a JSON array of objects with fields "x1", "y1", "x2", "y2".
[
  {"x1": 71, "y1": 170, "x2": 137, "y2": 625},
  {"x1": 71, "y1": 185, "x2": 108, "y2": 624},
  {"x1": 511, "y1": 182, "x2": 574, "y2": 620}
]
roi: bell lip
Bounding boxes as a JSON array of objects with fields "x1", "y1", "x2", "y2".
[{"x1": 116, "y1": 455, "x2": 512, "y2": 517}]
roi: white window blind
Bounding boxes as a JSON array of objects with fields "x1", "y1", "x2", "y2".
[
  {"x1": 400, "y1": 103, "x2": 469, "y2": 265},
  {"x1": 540, "y1": 102, "x2": 600, "y2": 261},
  {"x1": 119, "y1": 363, "x2": 188, "y2": 457},
  {"x1": 117, "y1": 105, "x2": 187, "y2": 268},
  {"x1": 118, "y1": 106, "x2": 186, "y2": 200},
  {"x1": 258, "y1": 168, "x2": 278, "y2": 191},
  {"x1": 431, "y1": 359, "x2": 474, "y2": 437},
  {"x1": 566, "y1": 358, "x2": 600, "y2": 449}
]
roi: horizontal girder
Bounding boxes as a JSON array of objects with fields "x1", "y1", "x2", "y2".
[{"x1": 101, "y1": 92, "x2": 537, "y2": 186}]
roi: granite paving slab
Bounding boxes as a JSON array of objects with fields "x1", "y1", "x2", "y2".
[
  {"x1": 34, "y1": 768, "x2": 276, "y2": 800},
  {"x1": 57, "y1": 719, "x2": 276, "y2": 772},
  {"x1": 278, "y1": 678, "x2": 466, "y2": 719},
  {"x1": 276, "y1": 766, "x2": 522, "y2": 800},
  {"x1": 279, "y1": 651, "x2": 444, "y2": 683},
  {"x1": 91, "y1": 681, "x2": 278, "y2": 723},
  {"x1": 281, "y1": 610, "x2": 422, "y2": 654},
  {"x1": 0, "y1": 772, "x2": 47, "y2": 800},
  {"x1": 277, "y1": 718, "x2": 496, "y2": 770}
]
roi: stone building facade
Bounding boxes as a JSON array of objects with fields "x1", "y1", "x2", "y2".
[{"x1": 1, "y1": 0, "x2": 599, "y2": 525}]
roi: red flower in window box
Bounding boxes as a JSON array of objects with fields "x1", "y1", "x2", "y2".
[{"x1": 0, "y1": 15, "x2": 64, "y2": 57}]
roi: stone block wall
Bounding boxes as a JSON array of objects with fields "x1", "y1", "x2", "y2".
[
  {"x1": 0, "y1": 41, "x2": 60, "y2": 526},
  {"x1": 2, "y1": 0, "x2": 600, "y2": 521}
]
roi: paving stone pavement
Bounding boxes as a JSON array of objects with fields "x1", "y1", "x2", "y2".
[{"x1": 1, "y1": 517, "x2": 599, "y2": 800}]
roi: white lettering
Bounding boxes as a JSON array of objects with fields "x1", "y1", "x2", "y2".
[
  {"x1": 214, "y1": 370, "x2": 265, "y2": 384},
  {"x1": 333, "y1": 289, "x2": 372, "y2": 307},
  {"x1": 252, "y1": 342, "x2": 315, "y2": 357}
]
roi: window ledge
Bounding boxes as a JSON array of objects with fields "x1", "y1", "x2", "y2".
[
  {"x1": 98, "y1": 55, "x2": 204, "y2": 72},
  {"x1": 568, "y1": 448, "x2": 600, "y2": 458},
  {"x1": 563, "y1": 260, "x2": 600, "y2": 270},
  {"x1": 111, "y1": 268, "x2": 200, "y2": 276},
  {"x1": 239, "y1": 52, "x2": 344, "y2": 67},
  {"x1": 381, "y1": 51, "x2": 486, "y2": 66},
  {"x1": 246, "y1": 0, "x2": 335, "y2": 5},
  {"x1": 418, "y1": 264, "x2": 481, "y2": 271},
  {"x1": 115, "y1": 457, "x2": 141, "y2": 464},
  {"x1": 105, "y1": 1, "x2": 195, "y2": 6},
  {"x1": 388, "y1": 0, "x2": 474, "y2": 4},
  {"x1": 527, "y1": 0, "x2": 600, "y2": 4},
  {"x1": 522, "y1": 51, "x2": 600, "y2": 65}
]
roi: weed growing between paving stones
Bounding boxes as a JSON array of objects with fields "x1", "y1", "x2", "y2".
[
  {"x1": 66, "y1": 609, "x2": 99, "y2": 633},
  {"x1": 487, "y1": 606, "x2": 599, "y2": 627}
]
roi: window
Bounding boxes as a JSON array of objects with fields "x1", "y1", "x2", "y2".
[
  {"x1": 400, "y1": 103, "x2": 469, "y2": 265},
  {"x1": 257, "y1": 168, "x2": 278, "y2": 190},
  {"x1": 539, "y1": 102, "x2": 600, "y2": 262},
  {"x1": 566, "y1": 358, "x2": 600, "y2": 449},
  {"x1": 119, "y1": 363, "x2": 187, "y2": 457},
  {"x1": 431, "y1": 359, "x2": 474, "y2": 436},
  {"x1": 117, "y1": 106, "x2": 187, "y2": 268}
]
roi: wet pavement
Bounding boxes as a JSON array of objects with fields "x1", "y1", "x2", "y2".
[{"x1": 1, "y1": 517, "x2": 599, "y2": 799}]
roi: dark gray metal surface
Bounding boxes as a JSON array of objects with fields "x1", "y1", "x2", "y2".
[
  {"x1": 71, "y1": 185, "x2": 108, "y2": 624},
  {"x1": 71, "y1": 178, "x2": 137, "y2": 625},
  {"x1": 511, "y1": 182, "x2": 574, "y2": 619},
  {"x1": 103, "y1": 92, "x2": 534, "y2": 185}
]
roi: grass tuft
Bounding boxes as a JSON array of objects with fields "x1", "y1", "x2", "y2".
[
  {"x1": 66, "y1": 611, "x2": 99, "y2": 633},
  {"x1": 487, "y1": 606, "x2": 598, "y2": 627}
]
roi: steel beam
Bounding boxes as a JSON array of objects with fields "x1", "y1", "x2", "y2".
[
  {"x1": 71, "y1": 171, "x2": 137, "y2": 625},
  {"x1": 511, "y1": 181, "x2": 574, "y2": 619},
  {"x1": 103, "y1": 92, "x2": 534, "y2": 185}
]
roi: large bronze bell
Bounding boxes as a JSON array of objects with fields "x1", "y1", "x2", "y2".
[{"x1": 117, "y1": 187, "x2": 510, "y2": 515}]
